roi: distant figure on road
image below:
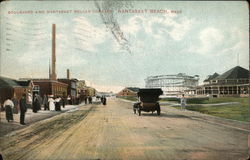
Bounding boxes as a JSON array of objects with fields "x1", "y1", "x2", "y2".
[
  {"x1": 101, "y1": 96, "x2": 104, "y2": 104},
  {"x1": 3, "y1": 98, "x2": 14, "y2": 122},
  {"x1": 26, "y1": 91, "x2": 33, "y2": 109},
  {"x1": 96, "y1": 95, "x2": 100, "y2": 101},
  {"x1": 19, "y1": 94, "x2": 27, "y2": 125},
  {"x1": 180, "y1": 94, "x2": 186, "y2": 110},
  {"x1": 88, "y1": 96, "x2": 92, "y2": 104},
  {"x1": 84, "y1": 97, "x2": 88, "y2": 104},
  {"x1": 43, "y1": 94, "x2": 49, "y2": 110},
  {"x1": 62, "y1": 92, "x2": 66, "y2": 108},
  {"x1": 33, "y1": 94, "x2": 40, "y2": 113},
  {"x1": 55, "y1": 97, "x2": 62, "y2": 111},
  {"x1": 102, "y1": 96, "x2": 107, "y2": 105},
  {"x1": 67, "y1": 95, "x2": 72, "y2": 105},
  {"x1": 48, "y1": 96, "x2": 55, "y2": 111},
  {"x1": 37, "y1": 95, "x2": 42, "y2": 110},
  {"x1": 11, "y1": 94, "x2": 19, "y2": 114}
]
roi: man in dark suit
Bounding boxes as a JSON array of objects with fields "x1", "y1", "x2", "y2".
[{"x1": 19, "y1": 94, "x2": 27, "y2": 125}]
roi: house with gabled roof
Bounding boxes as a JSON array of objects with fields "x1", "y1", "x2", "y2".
[
  {"x1": 196, "y1": 66, "x2": 249, "y2": 97},
  {"x1": 0, "y1": 76, "x2": 33, "y2": 104},
  {"x1": 117, "y1": 87, "x2": 140, "y2": 96},
  {"x1": 203, "y1": 73, "x2": 220, "y2": 85}
]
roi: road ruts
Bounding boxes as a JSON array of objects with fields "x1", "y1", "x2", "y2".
[{"x1": 1, "y1": 98, "x2": 249, "y2": 160}]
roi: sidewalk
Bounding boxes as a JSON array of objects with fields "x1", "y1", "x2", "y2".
[{"x1": 0, "y1": 104, "x2": 84, "y2": 136}]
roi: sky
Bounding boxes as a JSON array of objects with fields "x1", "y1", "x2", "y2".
[{"x1": 0, "y1": 1, "x2": 249, "y2": 93}]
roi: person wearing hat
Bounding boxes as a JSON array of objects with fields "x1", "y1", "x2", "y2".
[
  {"x1": 48, "y1": 95, "x2": 55, "y2": 111},
  {"x1": 33, "y1": 94, "x2": 41, "y2": 113},
  {"x1": 19, "y1": 93, "x2": 27, "y2": 125},
  {"x1": 3, "y1": 97, "x2": 14, "y2": 122},
  {"x1": 26, "y1": 90, "x2": 33, "y2": 109},
  {"x1": 180, "y1": 94, "x2": 187, "y2": 110}
]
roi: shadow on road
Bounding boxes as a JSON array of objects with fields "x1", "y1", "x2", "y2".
[{"x1": 136, "y1": 113, "x2": 191, "y2": 119}]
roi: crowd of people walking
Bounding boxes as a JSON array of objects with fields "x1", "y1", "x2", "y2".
[{"x1": 1, "y1": 93, "x2": 106, "y2": 125}]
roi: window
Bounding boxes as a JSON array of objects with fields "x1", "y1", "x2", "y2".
[{"x1": 33, "y1": 85, "x2": 40, "y2": 91}]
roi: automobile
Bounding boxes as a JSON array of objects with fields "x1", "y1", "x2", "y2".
[{"x1": 133, "y1": 88, "x2": 163, "y2": 116}]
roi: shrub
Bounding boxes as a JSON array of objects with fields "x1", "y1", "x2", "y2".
[{"x1": 186, "y1": 97, "x2": 209, "y2": 104}]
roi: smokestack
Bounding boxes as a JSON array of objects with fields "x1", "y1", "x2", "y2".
[
  {"x1": 67, "y1": 69, "x2": 70, "y2": 79},
  {"x1": 49, "y1": 59, "x2": 51, "y2": 79},
  {"x1": 51, "y1": 24, "x2": 57, "y2": 80}
]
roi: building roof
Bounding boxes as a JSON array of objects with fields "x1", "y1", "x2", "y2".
[
  {"x1": 58, "y1": 78, "x2": 78, "y2": 82},
  {"x1": 0, "y1": 76, "x2": 21, "y2": 88},
  {"x1": 127, "y1": 87, "x2": 140, "y2": 92},
  {"x1": 31, "y1": 79, "x2": 68, "y2": 86},
  {"x1": 214, "y1": 66, "x2": 249, "y2": 80},
  {"x1": 204, "y1": 73, "x2": 220, "y2": 82},
  {"x1": 16, "y1": 80, "x2": 32, "y2": 87}
]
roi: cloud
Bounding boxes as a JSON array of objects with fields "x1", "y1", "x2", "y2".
[
  {"x1": 188, "y1": 27, "x2": 224, "y2": 54},
  {"x1": 121, "y1": 15, "x2": 145, "y2": 35},
  {"x1": 121, "y1": 15, "x2": 194, "y2": 41},
  {"x1": 72, "y1": 17, "x2": 108, "y2": 52},
  {"x1": 168, "y1": 17, "x2": 194, "y2": 41}
]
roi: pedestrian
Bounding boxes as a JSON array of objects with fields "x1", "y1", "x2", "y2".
[
  {"x1": 37, "y1": 95, "x2": 42, "y2": 110},
  {"x1": 48, "y1": 96, "x2": 55, "y2": 111},
  {"x1": 102, "y1": 96, "x2": 107, "y2": 105},
  {"x1": 62, "y1": 92, "x2": 66, "y2": 108},
  {"x1": 55, "y1": 97, "x2": 61, "y2": 111},
  {"x1": 11, "y1": 94, "x2": 19, "y2": 114},
  {"x1": 67, "y1": 95, "x2": 70, "y2": 105},
  {"x1": 76, "y1": 97, "x2": 80, "y2": 105},
  {"x1": 3, "y1": 97, "x2": 14, "y2": 122},
  {"x1": 84, "y1": 96, "x2": 88, "y2": 104},
  {"x1": 26, "y1": 91, "x2": 33, "y2": 109},
  {"x1": 33, "y1": 94, "x2": 40, "y2": 113},
  {"x1": 43, "y1": 94, "x2": 49, "y2": 110},
  {"x1": 96, "y1": 95, "x2": 100, "y2": 101},
  {"x1": 88, "y1": 96, "x2": 92, "y2": 104},
  {"x1": 19, "y1": 93, "x2": 27, "y2": 125},
  {"x1": 62, "y1": 97, "x2": 66, "y2": 108},
  {"x1": 180, "y1": 94, "x2": 186, "y2": 110},
  {"x1": 101, "y1": 96, "x2": 104, "y2": 104}
]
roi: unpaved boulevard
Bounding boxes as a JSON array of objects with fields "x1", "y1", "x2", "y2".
[{"x1": 0, "y1": 98, "x2": 249, "y2": 160}]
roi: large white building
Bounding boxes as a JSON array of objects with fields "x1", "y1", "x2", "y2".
[{"x1": 145, "y1": 73, "x2": 199, "y2": 97}]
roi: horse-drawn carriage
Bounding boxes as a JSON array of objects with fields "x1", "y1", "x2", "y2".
[{"x1": 133, "y1": 88, "x2": 163, "y2": 116}]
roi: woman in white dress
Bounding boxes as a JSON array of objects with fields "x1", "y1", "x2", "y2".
[
  {"x1": 3, "y1": 98, "x2": 14, "y2": 122},
  {"x1": 48, "y1": 96, "x2": 55, "y2": 111}
]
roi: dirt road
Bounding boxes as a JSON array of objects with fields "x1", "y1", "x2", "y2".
[{"x1": 0, "y1": 98, "x2": 249, "y2": 160}]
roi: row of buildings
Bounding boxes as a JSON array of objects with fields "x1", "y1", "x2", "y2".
[
  {"x1": 117, "y1": 65, "x2": 249, "y2": 98},
  {"x1": 0, "y1": 24, "x2": 97, "y2": 104},
  {"x1": 0, "y1": 72, "x2": 97, "y2": 105},
  {"x1": 196, "y1": 66, "x2": 249, "y2": 97}
]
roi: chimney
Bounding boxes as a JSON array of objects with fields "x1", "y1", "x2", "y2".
[
  {"x1": 49, "y1": 59, "x2": 51, "y2": 79},
  {"x1": 51, "y1": 24, "x2": 57, "y2": 80},
  {"x1": 67, "y1": 69, "x2": 70, "y2": 79}
]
